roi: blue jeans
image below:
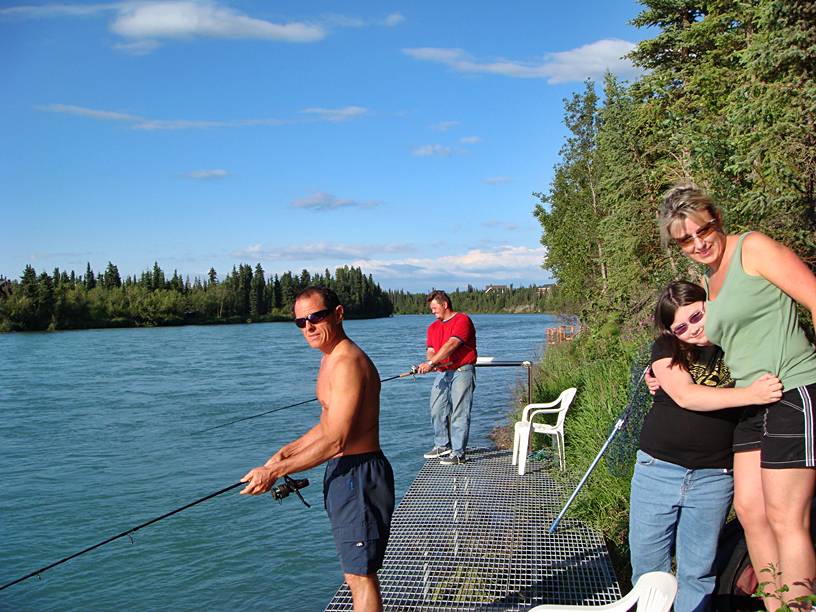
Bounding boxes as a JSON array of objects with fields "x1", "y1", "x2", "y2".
[
  {"x1": 629, "y1": 450, "x2": 733, "y2": 612},
  {"x1": 429, "y1": 365, "x2": 475, "y2": 458}
]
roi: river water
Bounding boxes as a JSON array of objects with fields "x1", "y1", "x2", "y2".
[{"x1": 1, "y1": 314, "x2": 559, "y2": 611}]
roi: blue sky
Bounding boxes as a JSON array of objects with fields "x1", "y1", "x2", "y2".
[{"x1": 2, "y1": 1, "x2": 651, "y2": 292}]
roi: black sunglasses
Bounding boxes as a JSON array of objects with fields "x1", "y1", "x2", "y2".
[
  {"x1": 672, "y1": 309, "x2": 704, "y2": 337},
  {"x1": 294, "y1": 308, "x2": 332, "y2": 329}
]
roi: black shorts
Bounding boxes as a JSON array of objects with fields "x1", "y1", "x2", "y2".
[
  {"x1": 323, "y1": 450, "x2": 395, "y2": 575},
  {"x1": 733, "y1": 405, "x2": 766, "y2": 453},
  {"x1": 762, "y1": 384, "x2": 816, "y2": 469}
]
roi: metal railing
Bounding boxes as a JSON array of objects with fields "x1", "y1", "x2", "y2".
[{"x1": 475, "y1": 357, "x2": 534, "y2": 405}]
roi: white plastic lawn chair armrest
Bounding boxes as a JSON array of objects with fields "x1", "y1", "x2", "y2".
[
  {"x1": 521, "y1": 400, "x2": 561, "y2": 421},
  {"x1": 527, "y1": 407, "x2": 564, "y2": 423}
]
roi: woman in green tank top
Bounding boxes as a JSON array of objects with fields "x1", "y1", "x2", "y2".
[{"x1": 658, "y1": 183, "x2": 816, "y2": 607}]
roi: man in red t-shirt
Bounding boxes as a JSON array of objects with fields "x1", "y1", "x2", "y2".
[{"x1": 416, "y1": 290, "x2": 477, "y2": 465}]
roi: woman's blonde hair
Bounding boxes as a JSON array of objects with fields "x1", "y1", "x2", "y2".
[{"x1": 658, "y1": 183, "x2": 722, "y2": 249}]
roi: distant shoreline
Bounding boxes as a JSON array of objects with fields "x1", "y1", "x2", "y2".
[{"x1": 1, "y1": 310, "x2": 564, "y2": 334}]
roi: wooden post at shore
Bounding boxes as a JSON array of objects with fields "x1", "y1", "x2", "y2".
[{"x1": 546, "y1": 325, "x2": 579, "y2": 344}]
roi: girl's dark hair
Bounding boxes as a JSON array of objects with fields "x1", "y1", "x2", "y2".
[{"x1": 654, "y1": 280, "x2": 707, "y2": 370}]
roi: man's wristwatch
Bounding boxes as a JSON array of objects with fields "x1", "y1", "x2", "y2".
[{"x1": 426, "y1": 360, "x2": 434, "y2": 367}]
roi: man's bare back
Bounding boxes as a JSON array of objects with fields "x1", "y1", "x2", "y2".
[{"x1": 317, "y1": 337, "x2": 381, "y2": 457}]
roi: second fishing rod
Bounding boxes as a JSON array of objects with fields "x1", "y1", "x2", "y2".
[{"x1": 193, "y1": 367, "x2": 422, "y2": 434}]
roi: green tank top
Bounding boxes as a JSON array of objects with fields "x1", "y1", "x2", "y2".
[{"x1": 704, "y1": 232, "x2": 816, "y2": 389}]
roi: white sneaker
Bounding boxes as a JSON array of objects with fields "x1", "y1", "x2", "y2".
[
  {"x1": 440, "y1": 454, "x2": 466, "y2": 465},
  {"x1": 423, "y1": 446, "x2": 452, "y2": 459}
]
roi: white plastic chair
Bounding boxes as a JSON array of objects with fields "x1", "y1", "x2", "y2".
[
  {"x1": 512, "y1": 387, "x2": 577, "y2": 475},
  {"x1": 527, "y1": 571, "x2": 678, "y2": 612}
]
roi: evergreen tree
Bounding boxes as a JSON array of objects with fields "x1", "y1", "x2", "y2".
[
  {"x1": 103, "y1": 262, "x2": 122, "y2": 289},
  {"x1": 84, "y1": 263, "x2": 96, "y2": 290},
  {"x1": 151, "y1": 262, "x2": 165, "y2": 291},
  {"x1": 250, "y1": 264, "x2": 266, "y2": 316}
]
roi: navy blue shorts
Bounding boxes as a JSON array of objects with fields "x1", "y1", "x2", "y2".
[{"x1": 323, "y1": 450, "x2": 395, "y2": 576}]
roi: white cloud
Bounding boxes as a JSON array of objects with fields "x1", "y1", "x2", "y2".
[
  {"x1": 403, "y1": 38, "x2": 640, "y2": 84},
  {"x1": 351, "y1": 245, "x2": 550, "y2": 285},
  {"x1": 483, "y1": 220, "x2": 519, "y2": 231},
  {"x1": 111, "y1": 2, "x2": 324, "y2": 43},
  {"x1": 113, "y1": 39, "x2": 162, "y2": 55},
  {"x1": 234, "y1": 241, "x2": 414, "y2": 261},
  {"x1": 37, "y1": 103, "x2": 140, "y2": 122},
  {"x1": 36, "y1": 103, "x2": 354, "y2": 130},
  {"x1": 384, "y1": 12, "x2": 404, "y2": 27},
  {"x1": 433, "y1": 120, "x2": 459, "y2": 132},
  {"x1": 3, "y1": 2, "x2": 409, "y2": 56},
  {"x1": 318, "y1": 12, "x2": 404, "y2": 29},
  {"x1": 291, "y1": 192, "x2": 383, "y2": 211},
  {"x1": 482, "y1": 176, "x2": 512, "y2": 185},
  {"x1": 411, "y1": 144, "x2": 453, "y2": 157},
  {"x1": 299, "y1": 106, "x2": 368, "y2": 123},
  {"x1": 0, "y1": 3, "x2": 117, "y2": 18},
  {"x1": 460, "y1": 135, "x2": 481, "y2": 144},
  {"x1": 186, "y1": 168, "x2": 229, "y2": 180}
]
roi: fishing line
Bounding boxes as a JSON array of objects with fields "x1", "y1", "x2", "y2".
[
  {"x1": 0, "y1": 476, "x2": 310, "y2": 592},
  {"x1": 193, "y1": 369, "x2": 418, "y2": 434}
]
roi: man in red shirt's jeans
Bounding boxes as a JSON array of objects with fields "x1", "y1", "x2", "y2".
[{"x1": 416, "y1": 290, "x2": 477, "y2": 465}]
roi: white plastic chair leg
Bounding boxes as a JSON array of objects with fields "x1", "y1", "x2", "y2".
[
  {"x1": 556, "y1": 434, "x2": 564, "y2": 471},
  {"x1": 517, "y1": 423, "x2": 531, "y2": 475},
  {"x1": 512, "y1": 424, "x2": 521, "y2": 466}
]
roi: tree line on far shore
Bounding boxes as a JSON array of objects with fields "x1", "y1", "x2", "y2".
[
  {"x1": 0, "y1": 262, "x2": 393, "y2": 332},
  {"x1": 388, "y1": 285, "x2": 558, "y2": 315},
  {"x1": 0, "y1": 263, "x2": 559, "y2": 332}
]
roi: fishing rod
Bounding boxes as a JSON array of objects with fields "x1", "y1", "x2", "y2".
[
  {"x1": 548, "y1": 364, "x2": 649, "y2": 534},
  {"x1": 0, "y1": 475, "x2": 310, "y2": 592},
  {"x1": 194, "y1": 368, "x2": 418, "y2": 434}
]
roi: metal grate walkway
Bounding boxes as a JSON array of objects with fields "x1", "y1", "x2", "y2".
[{"x1": 325, "y1": 448, "x2": 621, "y2": 611}]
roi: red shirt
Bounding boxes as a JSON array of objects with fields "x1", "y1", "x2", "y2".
[{"x1": 426, "y1": 312, "x2": 477, "y2": 370}]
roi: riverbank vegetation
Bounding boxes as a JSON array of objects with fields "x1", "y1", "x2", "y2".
[
  {"x1": 0, "y1": 263, "x2": 392, "y2": 331},
  {"x1": 521, "y1": 0, "x2": 815, "y2": 582}
]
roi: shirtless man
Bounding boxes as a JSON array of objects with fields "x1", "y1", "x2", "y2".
[{"x1": 241, "y1": 286, "x2": 395, "y2": 612}]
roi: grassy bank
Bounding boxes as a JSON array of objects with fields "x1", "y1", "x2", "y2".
[{"x1": 508, "y1": 329, "x2": 652, "y2": 585}]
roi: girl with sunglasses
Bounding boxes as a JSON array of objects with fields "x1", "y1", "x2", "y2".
[
  {"x1": 658, "y1": 184, "x2": 816, "y2": 605},
  {"x1": 632, "y1": 281, "x2": 782, "y2": 611}
]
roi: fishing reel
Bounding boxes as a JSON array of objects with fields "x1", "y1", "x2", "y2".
[{"x1": 271, "y1": 475, "x2": 311, "y2": 508}]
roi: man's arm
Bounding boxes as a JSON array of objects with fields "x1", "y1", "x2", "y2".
[
  {"x1": 417, "y1": 337, "x2": 462, "y2": 373},
  {"x1": 269, "y1": 423, "x2": 323, "y2": 463},
  {"x1": 241, "y1": 358, "x2": 364, "y2": 495},
  {"x1": 652, "y1": 357, "x2": 782, "y2": 411}
]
